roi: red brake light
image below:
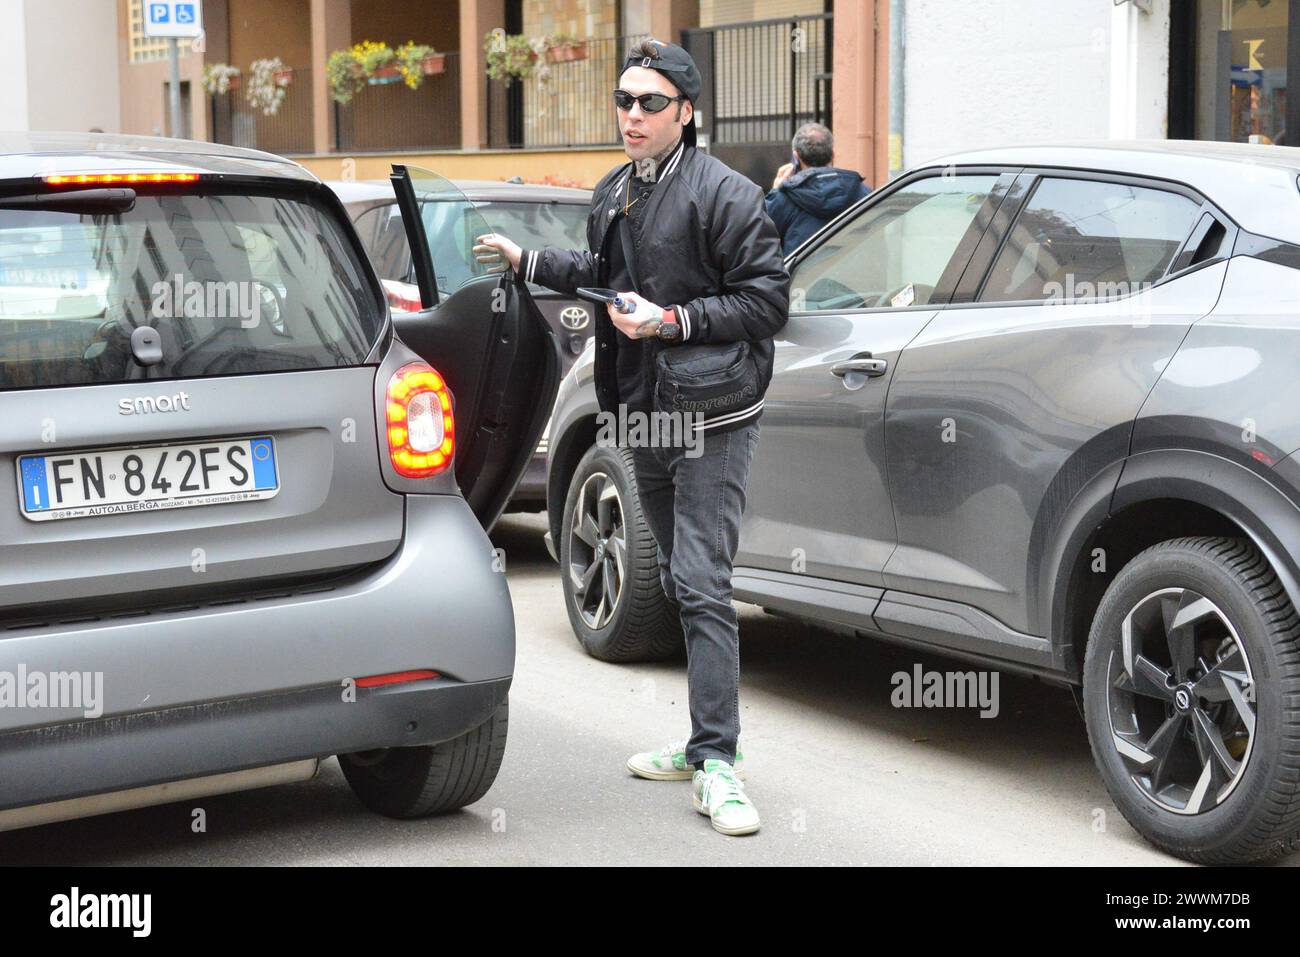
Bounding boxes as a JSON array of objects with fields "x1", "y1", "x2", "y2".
[
  {"x1": 387, "y1": 362, "x2": 454, "y2": 478},
  {"x1": 43, "y1": 172, "x2": 201, "y2": 186},
  {"x1": 355, "y1": 670, "x2": 440, "y2": 689}
]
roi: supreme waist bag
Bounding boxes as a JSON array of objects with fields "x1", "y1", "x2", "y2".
[{"x1": 654, "y1": 340, "x2": 760, "y2": 419}]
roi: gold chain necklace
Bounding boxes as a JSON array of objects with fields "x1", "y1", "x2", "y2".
[{"x1": 623, "y1": 174, "x2": 642, "y2": 215}]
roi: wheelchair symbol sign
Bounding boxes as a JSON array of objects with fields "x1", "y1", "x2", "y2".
[{"x1": 143, "y1": 0, "x2": 203, "y2": 37}]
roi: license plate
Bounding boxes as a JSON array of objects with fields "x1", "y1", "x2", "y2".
[{"x1": 17, "y1": 436, "x2": 279, "y2": 521}]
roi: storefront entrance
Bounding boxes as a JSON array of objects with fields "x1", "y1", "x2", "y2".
[{"x1": 1172, "y1": 0, "x2": 1300, "y2": 145}]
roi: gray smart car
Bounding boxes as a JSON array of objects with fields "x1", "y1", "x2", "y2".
[
  {"x1": 0, "y1": 132, "x2": 557, "y2": 828},
  {"x1": 545, "y1": 140, "x2": 1300, "y2": 864}
]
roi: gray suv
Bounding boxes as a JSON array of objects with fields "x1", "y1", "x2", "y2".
[
  {"x1": 0, "y1": 133, "x2": 557, "y2": 828},
  {"x1": 545, "y1": 140, "x2": 1300, "y2": 864}
]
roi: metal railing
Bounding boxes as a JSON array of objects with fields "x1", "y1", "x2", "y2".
[
  {"x1": 210, "y1": 66, "x2": 314, "y2": 156},
  {"x1": 488, "y1": 35, "x2": 644, "y2": 149},
  {"x1": 334, "y1": 51, "x2": 462, "y2": 153},
  {"x1": 684, "y1": 13, "x2": 833, "y2": 147}
]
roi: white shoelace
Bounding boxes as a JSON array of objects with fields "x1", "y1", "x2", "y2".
[{"x1": 702, "y1": 767, "x2": 749, "y2": 808}]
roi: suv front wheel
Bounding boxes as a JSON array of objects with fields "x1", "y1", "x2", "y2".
[
  {"x1": 560, "y1": 443, "x2": 682, "y2": 662},
  {"x1": 1083, "y1": 537, "x2": 1300, "y2": 863}
]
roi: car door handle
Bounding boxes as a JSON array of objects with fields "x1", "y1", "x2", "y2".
[{"x1": 831, "y1": 355, "x2": 888, "y2": 378}]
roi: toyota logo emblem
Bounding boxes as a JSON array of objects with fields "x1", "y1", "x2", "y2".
[{"x1": 560, "y1": 305, "x2": 590, "y2": 330}]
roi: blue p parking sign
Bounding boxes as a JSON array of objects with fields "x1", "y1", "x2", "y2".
[{"x1": 143, "y1": 0, "x2": 203, "y2": 38}]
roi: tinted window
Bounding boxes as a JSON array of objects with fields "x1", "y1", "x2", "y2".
[
  {"x1": 354, "y1": 204, "x2": 414, "y2": 283},
  {"x1": 0, "y1": 189, "x2": 381, "y2": 389},
  {"x1": 477, "y1": 201, "x2": 587, "y2": 254},
  {"x1": 790, "y1": 174, "x2": 997, "y2": 311},
  {"x1": 979, "y1": 177, "x2": 1202, "y2": 303},
  {"x1": 356, "y1": 198, "x2": 588, "y2": 296}
]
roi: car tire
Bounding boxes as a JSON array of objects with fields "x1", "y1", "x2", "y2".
[
  {"x1": 338, "y1": 699, "x2": 508, "y2": 818},
  {"x1": 560, "y1": 442, "x2": 683, "y2": 662},
  {"x1": 1083, "y1": 536, "x2": 1300, "y2": 863}
]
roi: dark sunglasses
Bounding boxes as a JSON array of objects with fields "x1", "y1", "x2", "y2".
[{"x1": 612, "y1": 90, "x2": 685, "y2": 113}]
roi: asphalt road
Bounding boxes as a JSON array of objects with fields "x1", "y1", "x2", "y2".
[{"x1": 0, "y1": 511, "x2": 1278, "y2": 866}]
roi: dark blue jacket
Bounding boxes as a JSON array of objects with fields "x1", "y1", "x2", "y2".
[{"x1": 764, "y1": 165, "x2": 870, "y2": 256}]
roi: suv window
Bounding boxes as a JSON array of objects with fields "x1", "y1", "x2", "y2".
[
  {"x1": 0, "y1": 188, "x2": 381, "y2": 390},
  {"x1": 790, "y1": 174, "x2": 998, "y2": 312},
  {"x1": 979, "y1": 177, "x2": 1202, "y2": 303}
]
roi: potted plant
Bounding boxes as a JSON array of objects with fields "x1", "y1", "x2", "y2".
[
  {"x1": 273, "y1": 66, "x2": 294, "y2": 87},
  {"x1": 484, "y1": 31, "x2": 548, "y2": 86},
  {"x1": 201, "y1": 63, "x2": 241, "y2": 95},
  {"x1": 246, "y1": 57, "x2": 289, "y2": 116},
  {"x1": 396, "y1": 41, "x2": 444, "y2": 90},
  {"x1": 355, "y1": 40, "x2": 400, "y2": 84},
  {"x1": 544, "y1": 34, "x2": 588, "y2": 64},
  {"x1": 327, "y1": 48, "x2": 365, "y2": 104}
]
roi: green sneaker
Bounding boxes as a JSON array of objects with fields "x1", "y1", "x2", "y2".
[
  {"x1": 626, "y1": 740, "x2": 745, "y2": 781},
  {"x1": 693, "y1": 759, "x2": 760, "y2": 835}
]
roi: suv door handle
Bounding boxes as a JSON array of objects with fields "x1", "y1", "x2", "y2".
[{"x1": 831, "y1": 355, "x2": 888, "y2": 378}]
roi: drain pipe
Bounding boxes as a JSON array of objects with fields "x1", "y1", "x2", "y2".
[{"x1": 888, "y1": 0, "x2": 906, "y2": 179}]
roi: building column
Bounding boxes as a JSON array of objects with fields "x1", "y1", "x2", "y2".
[
  {"x1": 1109, "y1": 0, "x2": 1169, "y2": 139},
  {"x1": 461, "y1": 0, "x2": 504, "y2": 151},
  {"x1": 833, "y1": 0, "x2": 887, "y2": 186},
  {"x1": 646, "y1": 0, "x2": 697, "y2": 44},
  {"x1": 310, "y1": 0, "x2": 350, "y2": 155}
]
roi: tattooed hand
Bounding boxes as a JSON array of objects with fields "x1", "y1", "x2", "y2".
[{"x1": 607, "y1": 291, "x2": 665, "y2": 339}]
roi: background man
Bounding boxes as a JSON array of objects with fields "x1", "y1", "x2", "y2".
[{"x1": 765, "y1": 121, "x2": 871, "y2": 255}]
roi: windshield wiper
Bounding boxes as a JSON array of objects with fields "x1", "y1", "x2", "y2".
[{"x1": 0, "y1": 188, "x2": 136, "y2": 213}]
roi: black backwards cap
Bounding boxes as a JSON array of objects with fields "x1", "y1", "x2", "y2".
[{"x1": 621, "y1": 38, "x2": 701, "y2": 147}]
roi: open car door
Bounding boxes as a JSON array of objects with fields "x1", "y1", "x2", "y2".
[{"x1": 389, "y1": 165, "x2": 561, "y2": 531}]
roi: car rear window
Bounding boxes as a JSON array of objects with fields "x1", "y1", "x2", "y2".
[
  {"x1": 354, "y1": 198, "x2": 588, "y2": 295},
  {"x1": 476, "y1": 200, "x2": 587, "y2": 254},
  {"x1": 0, "y1": 187, "x2": 381, "y2": 389}
]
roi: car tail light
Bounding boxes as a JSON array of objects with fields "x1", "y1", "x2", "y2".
[
  {"x1": 355, "y1": 669, "x2": 440, "y2": 688},
  {"x1": 387, "y1": 362, "x2": 454, "y2": 478},
  {"x1": 380, "y1": 279, "x2": 423, "y2": 314},
  {"x1": 43, "y1": 172, "x2": 202, "y2": 186}
]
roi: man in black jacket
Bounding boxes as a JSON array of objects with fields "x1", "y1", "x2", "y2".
[{"x1": 474, "y1": 38, "x2": 789, "y2": 837}]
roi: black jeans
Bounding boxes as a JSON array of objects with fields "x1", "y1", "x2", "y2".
[{"x1": 628, "y1": 419, "x2": 760, "y2": 768}]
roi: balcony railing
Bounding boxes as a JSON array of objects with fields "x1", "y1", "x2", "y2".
[
  {"x1": 334, "y1": 51, "x2": 462, "y2": 153},
  {"x1": 210, "y1": 66, "x2": 314, "y2": 156},
  {"x1": 488, "y1": 35, "x2": 643, "y2": 149}
]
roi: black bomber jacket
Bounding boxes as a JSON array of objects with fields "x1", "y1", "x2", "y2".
[{"x1": 517, "y1": 140, "x2": 791, "y2": 434}]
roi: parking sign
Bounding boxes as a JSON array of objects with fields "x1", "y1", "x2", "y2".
[{"x1": 143, "y1": 0, "x2": 203, "y2": 38}]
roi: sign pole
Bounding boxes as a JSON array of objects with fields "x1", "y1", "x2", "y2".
[{"x1": 168, "y1": 37, "x2": 183, "y2": 138}]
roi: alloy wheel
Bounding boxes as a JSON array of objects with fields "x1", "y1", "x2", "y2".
[
  {"x1": 567, "y1": 470, "x2": 627, "y2": 630},
  {"x1": 1105, "y1": 587, "x2": 1257, "y2": 814}
]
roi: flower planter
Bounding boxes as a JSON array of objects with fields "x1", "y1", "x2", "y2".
[
  {"x1": 225, "y1": 75, "x2": 241, "y2": 91},
  {"x1": 419, "y1": 53, "x2": 446, "y2": 76},
  {"x1": 546, "y1": 41, "x2": 587, "y2": 64},
  {"x1": 273, "y1": 68, "x2": 293, "y2": 87},
  {"x1": 368, "y1": 64, "x2": 402, "y2": 84}
]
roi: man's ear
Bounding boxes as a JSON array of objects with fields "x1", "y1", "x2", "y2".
[{"x1": 681, "y1": 99, "x2": 693, "y2": 128}]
